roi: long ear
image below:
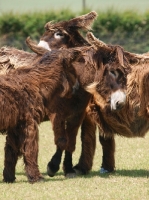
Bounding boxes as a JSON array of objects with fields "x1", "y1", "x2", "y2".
[
  {"x1": 86, "y1": 32, "x2": 106, "y2": 47},
  {"x1": 124, "y1": 50, "x2": 143, "y2": 65},
  {"x1": 26, "y1": 37, "x2": 49, "y2": 55},
  {"x1": 44, "y1": 21, "x2": 55, "y2": 30},
  {"x1": 86, "y1": 32, "x2": 112, "y2": 52},
  {"x1": 67, "y1": 11, "x2": 97, "y2": 30},
  {"x1": 116, "y1": 46, "x2": 124, "y2": 67}
]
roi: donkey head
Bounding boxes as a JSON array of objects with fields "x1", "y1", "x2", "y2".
[
  {"x1": 86, "y1": 32, "x2": 131, "y2": 111},
  {"x1": 26, "y1": 11, "x2": 97, "y2": 54}
]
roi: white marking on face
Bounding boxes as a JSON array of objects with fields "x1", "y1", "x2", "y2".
[
  {"x1": 110, "y1": 89, "x2": 126, "y2": 110},
  {"x1": 38, "y1": 40, "x2": 51, "y2": 51}
]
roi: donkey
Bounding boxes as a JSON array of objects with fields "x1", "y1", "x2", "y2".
[
  {"x1": 73, "y1": 33, "x2": 149, "y2": 175},
  {"x1": 28, "y1": 31, "x2": 131, "y2": 177},
  {"x1": 2, "y1": 45, "x2": 128, "y2": 183},
  {"x1": 0, "y1": 11, "x2": 98, "y2": 178}
]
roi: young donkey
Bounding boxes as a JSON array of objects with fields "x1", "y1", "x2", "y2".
[
  {"x1": 74, "y1": 33, "x2": 149, "y2": 175},
  {"x1": 1, "y1": 44, "x2": 127, "y2": 183},
  {"x1": 28, "y1": 32, "x2": 130, "y2": 177},
  {"x1": 0, "y1": 11, "x2": 99, "y2": 178}
]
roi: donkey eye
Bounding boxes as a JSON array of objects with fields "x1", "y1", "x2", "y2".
[
  {"x1": 54, "y1": 32, "x2": 64, "y2": 39},
  {"x1": 109, "y1": 70, "x2": 119, "y2": 79}
]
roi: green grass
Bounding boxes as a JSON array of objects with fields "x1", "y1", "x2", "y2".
[
  {"x1": 1, "y1": 0, "x2": 149, "y2": 13},
  {"x1": 0, "y1": 121, "x2": 148, "y2": 200}
]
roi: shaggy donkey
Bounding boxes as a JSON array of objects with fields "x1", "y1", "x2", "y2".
[
  {"x1": 73, "y1": 33, "x2": 149, "y2": 175},
  {"x1": 26, "y1": 12, "x2": 130, "y2": 177},
  {"x1": 2, "y1": 43, "x2": 128, "y2": 183},
  {"x1": 30, "y1": 32, "x2": 130, "y2": 177},
  {"x1": 0, "y1": 11, "x2": 98, "y2": 178},
  {"x1": 0, "y1": 12, "x2": 129, "y2": 177}
]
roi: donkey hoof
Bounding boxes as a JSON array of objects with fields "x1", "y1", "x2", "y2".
[
  {"x1": 28, "y1": 175, "x2": 44, "y2": 184},
  {"x1": 100, "y1": 167, "x2": 110, "y2": 174},
  {"x1": 37, "y1": 176, "x2": 45, "y2": 182},
  {"x1": 65, "y1": 173, "x2": 77, "y2": 178},
  {"x1": 47, "y1": 163, "x2": 59, "y2": 177},
  {"x1": 73, "y1": 165, "x2": 88, "y2": 175},
  {"x1": 3, "y1": 178, "x2": 16, "y2": 183}
]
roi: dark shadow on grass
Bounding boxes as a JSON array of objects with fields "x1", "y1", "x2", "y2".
[
  {"x1": 15, "y1": 171, "x2": 65, "y2": 176},
  {"x1": 0, "y1": 171, "x2": 67, "y2": 183},
  {"x1": 1, "y1": 169, "x2": 148, "y2": 184},
  {"x1": 110, "y1": 169, "x2": 149, "y2": 178},
  {"x1": 81, "y1": 169, "x2": 149, "y2": 178}
]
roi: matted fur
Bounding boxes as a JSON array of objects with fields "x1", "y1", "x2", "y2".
[
  {"x1": 0, "y1": 12, "x2": 99, "y2": 181},
  {"x1": 0, "y1": 13, "x2": 128, "y2": 178},
  {"x1": 1, "y1": 45, "x2": 129, "y2": 183},
  {"x1": 45, "y1": 43, "x2": 130, "y2": 177},
  {"x1": 75, "y1": 48, "x2": 149, "y2": 174},
  {"x1": 31, "y1": 30, "x2": 130, "y2": 177},
  {"x1": 1, "y1": 47, "x2": 83, "y2": 183}
]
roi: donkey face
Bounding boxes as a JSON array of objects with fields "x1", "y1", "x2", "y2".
[
  {"x1": 38, "y1": 11, "x2": 97, "y2": 50},
  {"x1": 38, "y1": 25, "x2": 69, "y2": 50},
  {"x1": 85, "y1": 32, "x2": 131, "y2": 111},
  {"x1": 104, "y1": 66, "x2": 126, "y2": 110},
  {"x1": 86, "y1": 65, "x2": 127, "y2": 111}
]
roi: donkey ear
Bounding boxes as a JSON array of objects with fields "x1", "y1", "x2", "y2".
[
  {"x1": 67, "y1": 11, "x2": 97, "y2": 30},
  {"x1": 86, "y1": 32, "x2": 112, "y2": 53},
  {"x1": 26, "y1": 37, "x2": 49, "y2": 55},
  {"x1": 44, "y1": 21, "x2": 55, "y2": 30},
  {"x1": 86, "y1": 32, "x2": 107, "y2": 48},
  {"x1": 116, "y1": 46, "x2": 124, "y2": 67}
]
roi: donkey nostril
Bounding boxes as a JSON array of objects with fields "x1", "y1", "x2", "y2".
[{"x1": 116, "y1": 101, "x2": 125, "y2": 110}]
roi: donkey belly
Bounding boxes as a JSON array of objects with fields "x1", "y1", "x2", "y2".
[{"x1": 129, "y1": 116, "x2": 149, "y2": 137}]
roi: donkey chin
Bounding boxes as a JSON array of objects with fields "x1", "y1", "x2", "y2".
[
  {"x1": 85, "y1": 83, "x2": 126, "y2": 112},
  {"x1": 110, "y1": 89, "x2": 126, "y2": 111}
]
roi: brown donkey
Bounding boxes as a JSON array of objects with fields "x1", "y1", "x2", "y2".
[
  {"x1": 74, "y1": 33, "x2": 149, "y2": 175},
  {"x1": 2, "y1": 44, "x2": 128, "y2": 183}
]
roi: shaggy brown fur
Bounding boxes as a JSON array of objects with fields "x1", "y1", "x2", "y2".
[
  {"x1": 0, "y1": 12, "x2": 97, "y2": 179},
  {"x1": 1, "y1": 48, "x2": 80, "y2": 183},
  {"x1": 27, "y1": 32, "x2": 130, "y2": 177},
  {"x1": 44, "y1": 37, "x2": 130, "y2": 177},
  {"x1": 0, "y1": 12, "x2": 128, "y2": 178},
  {"x1": 0, "y1": 47, "x2": 38, "y2": 74},
  {"x1": 1, "y1": 44, "x2": 129, "y2": 183},
  {"x1": 74, "y1": 37, "x2": 149, "y2": 174}
]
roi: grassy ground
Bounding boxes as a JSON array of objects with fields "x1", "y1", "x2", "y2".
[
  {"x1": 1, "y1": 0, "x2": 149, "y2": 13},
  {"x1": 0, "y1": 121, "x2": 148, "y2": 200}
]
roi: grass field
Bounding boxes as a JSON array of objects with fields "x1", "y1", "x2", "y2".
[
  {"x1": 0, "y1": 121, "x2": 148, "y2": 200},
  {"x1": 1, "y1": 0, "x2": 149, "y2": 14}
]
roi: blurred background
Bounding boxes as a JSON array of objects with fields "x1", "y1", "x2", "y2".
[
  {"x1": 0, "y1": 0, "x2": 149, "y2": 53},
  {"x1": 1, "y1": 0, "x2": 149, "y2": 13}
]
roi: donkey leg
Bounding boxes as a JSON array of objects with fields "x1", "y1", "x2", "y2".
[
  {"x1": 3, "y1": 132, "x2": 20, "y2": 183},
  {"x1": 23, "y1": 119, "x2": 43, "y2": 183},
  {"x1": 73, "y1": 113, "x2": 96, "y2": 175},
  {"x1": 47, "y1": 115, "x2": 66, "y2": 177},
  {"x1": 63, "y1": 150, "x2": 76, "y2": 178},
  {"x1": 99, "y1": 135, "x2": 115, "y2": 173},
  {"x1": 63, "y1": 116, "x2": 83, "y2": 177},
  {"x1": 47, "y1": 147, "x2": 63, "y2": 177}
]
